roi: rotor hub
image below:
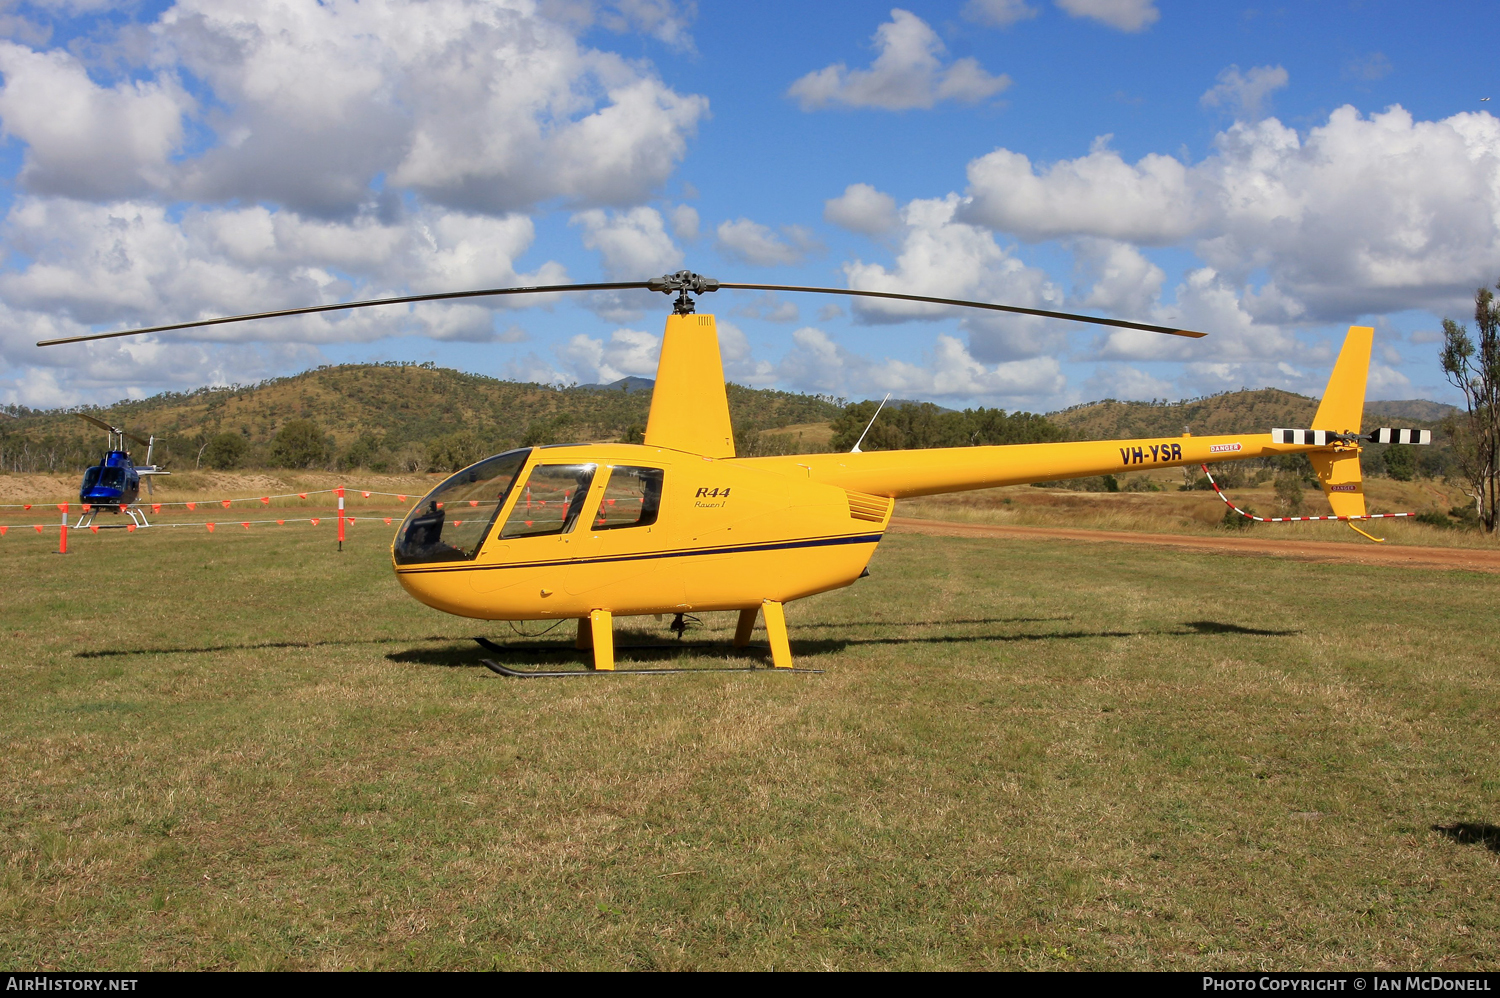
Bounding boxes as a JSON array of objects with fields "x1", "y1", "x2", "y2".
[{"x1": 647, "y1": 270, "x2": 721, "y2": 315}]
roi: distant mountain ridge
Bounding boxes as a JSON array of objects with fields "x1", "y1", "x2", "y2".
[{"x1": 1049, "y1": 390, "x2": 1457, "y2": 441}]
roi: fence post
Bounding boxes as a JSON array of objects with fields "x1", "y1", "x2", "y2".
[
  {"x1": 337, "y1": 487, "x2": 345, "y2": 552},
  {"x1": 57, "y1": 503, "x2": 68, "y2": 555}
]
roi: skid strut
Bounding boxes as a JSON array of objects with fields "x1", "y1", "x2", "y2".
[{"x1": 474, "y1": 600, "x2": 822, "y2": 677}]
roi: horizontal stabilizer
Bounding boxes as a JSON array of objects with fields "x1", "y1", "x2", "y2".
[{"x1": 1368, "y1": 428, "x2": 1431, "y2": 445}]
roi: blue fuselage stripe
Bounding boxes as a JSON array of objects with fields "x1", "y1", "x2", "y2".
[{"x1": 396, "y1": 531, "x2": 885, "y2": 575}]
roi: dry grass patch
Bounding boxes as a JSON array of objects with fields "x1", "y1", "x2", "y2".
[{"x1": 0, "y1": 524, "x2": 1498, "y2": 969}]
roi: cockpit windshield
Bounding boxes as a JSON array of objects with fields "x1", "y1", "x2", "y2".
[{"x1": 393, "y1": 448, "x2": 530, "y2": 565}]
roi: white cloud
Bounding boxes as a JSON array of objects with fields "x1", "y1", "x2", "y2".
[
  {"x1": 787, "y1": 9, "x2": 1010, "y2": 111},
  {"x1": 1072, "y1": 238, "x2": 1165, "y2": 318},
  {"x1": 716, "y1": 320, "x2": 776, "y2": 384},
  {"x1": 824, "y1": 183, "x2": 900, "y2": 235},
  {"x1": 572, "y1": 207, "x2": 683, "y2": 279},
  {"x1": 715, "y1": 218, "x2": 820, "y2": 267},
  {"x1": 964, "y1": 137, "x2": 1196, "y2": 244},
  {"x1": 0, "y1": 196, "x2": 566, "y2": 355},
  {"x1": 732, "y1": 293, "x2": 799, "y2": 323},
  {"x1": 775, "y1": 326, "x2": 1064, "y2": 403},
  {"x1": 0, "y1": 42, "x2": 188, "y2": 199},
  {"x1": 1055, "y1": 0, "x2": 1159, "y2": 32},
  {"x1": 1082, "y1": 365, "x2": 1175, "y2": 401},
  {"x1": 0, "y1": 0, "x2": 708, "y2": 216},
  {"x1": 669, "y1": 203, "x2": 700, "y2": 241},
  {"x1": 1200, "y1": 64, "x2": 1289, "y2": 121},
  {"x1": 962, "y1": 0, "x2": 1037, "y2": 27},
  {"x1": 960, "y1": 106, "x2": 1500, "y2": 325},
  {"x1": 558, "y1": 327, "x2": 661, "y2": 383},
  {"x1": 842, "y1": 194, "x2": 1064, "y2": 361}
]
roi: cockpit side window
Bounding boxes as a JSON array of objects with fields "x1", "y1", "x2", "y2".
[
  {"x1": 500, "y1": 464, "x2": 598, "y2": 538},
  {"x1": 393, "y1": 448, "x2": 530, "y2": 565},
  {"x1": 81, "y1": 468, "x2": 101, "y2": 490},
  {"x1": 100, "y1": 467, "x2": 125, "y2": 488},
  {"x1": 591, "y1": 466, "x2": 663, "y2": 531}
]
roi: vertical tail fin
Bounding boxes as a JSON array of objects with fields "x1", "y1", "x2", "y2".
[
  {"x1": 1309, "y1": 326, "x2": 1372, "y2": 519},
  {"x1": 644, "y1": 313, "x2": 736, "y2": 457}
]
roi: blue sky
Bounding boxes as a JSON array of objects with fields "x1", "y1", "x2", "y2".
[{"x1": 0, "y1": 0, "x2": 1494, "y2": 414}]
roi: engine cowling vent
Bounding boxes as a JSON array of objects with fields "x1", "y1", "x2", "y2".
[{"x1": 846, "y1": 491, "x2": 893, "y2": 523}]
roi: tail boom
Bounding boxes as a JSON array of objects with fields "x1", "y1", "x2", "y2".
[{"x1": 741, "y1": 432, "x2": 1348, "y2": 500}]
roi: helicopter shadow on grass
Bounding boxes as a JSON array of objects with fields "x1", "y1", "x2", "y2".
[
  {"x1": 389, "y1": 618, "x2": 1302, "y2": 670},
  {"x1": 1432, "y1": 822, "x2": 1500, "y2": 853}
]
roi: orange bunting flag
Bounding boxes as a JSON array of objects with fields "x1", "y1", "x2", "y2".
[
  {"x1": 311, "y1": 518, "x2": 320, "y2": 526},
  {"x1": 90, "y1": 525, "x2": 99, "y2": 534},
  {"x1": 524, "y1": 520, "x2": 533, "y2": 527},
  {"x1": 242, "y1": 522, "x2": 250, "y2": 530},
  {"x1": 260, "y1": 497, "x2": 270, "y2": 505},
  {"x1": 186, "y1": 502, "x2": 196, "y2": 511},
  {"x1": 383, "y1": 517, "x2": 392, "y2": 525},
  {"x1": 0, "y1": 526, "x2": 7, "y2": 536},
  {"x1": 82, "y1": 503, "x2": 92, "y2": 512},
  {"x1": 56, "y1": 503, "x2": 67, "y2": 512},
  {"x1": 151, "y1": 504, "x2": 161, "y2": 514},
  {"x1": 435, "y1": 501, "x2": 444, "y2": 509},
  {"x1": 221, "y1": 500, "x2": 232, "y2": 508},
  {"x1": 206, "y1": 523, "x2": 215, "y2": 532},
  {"x1": 33, "y1": 524, "x2": 43, "y2": 533},
  {"x1": 453, "y1": 520, "x2": 463, "y2": 526},
  {"x1": 118, "y1": 504, "x2": 127, "y2": 513},
  {"x1": 469, "y1": 500, "x2": 478, "y2": 507},
  {"x1": 126, "y1": 524, "x2": 136, "y2": 533},
  {"x1": 276, "y1": 519, "x2": 285, "y2": 526},
  {"x1": 607, "y1": 498, "x2": 615, "y2": 506},
  {"x1": 298, "y1": 493, "x2": 307, "y2": 500},
  {"x1": 362, "y1": 491, "x2": 370, "y2": 498},
  {"x1": 398, "y1": 495, "x2": 406, "y2": 502},
  {"x1": 22, "y1": 504, "x2": 31, "y2": 510}
]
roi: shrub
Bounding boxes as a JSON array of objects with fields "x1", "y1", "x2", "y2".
[
  {"x1": 202, "y1": 432, "x2": 248, "y2": 470},
  {"x1": 1383, "y1": 443, "x2": 1416, "y2": 481},
  {"x1": 1222, "y1": 505, "x2": 1255, "y2": 530},
  {"x1": 269, "y1": 419, "x2": 328, "y2": 469}
]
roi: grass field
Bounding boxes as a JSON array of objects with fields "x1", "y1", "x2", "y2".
[{"x1": 2, "y1": 517, "x2": 1499, "y2": 970}]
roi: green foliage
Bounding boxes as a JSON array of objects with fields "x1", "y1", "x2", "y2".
[
  {"x1": 268, "y1": 419, "x2": 328, "y2": 469},
  {"x1": 1273, "y1": 469, "x2": 1305, "y2": 516},
  {"x1": 425, "y1": 431, "x2": 484, "y2": 472},
  {"x1": 829, "y1": 401, "x2": 1065, "y2": 452},
  {"x1": 1222, "y1": 505, "x2": 1255, "y2": 529},
  {"x1": 1440, "y1": 282, "x2": 1500, "y2": 531},
  {"x1": 1382, "y1": 442, "x2": 1416, "y2": 481},
  {"x1": 339, "y1": 432, "x2": 386, "y2": 471},
  {"x1": 1415, "y1": 510, "x2": 1453, "y2": 529},
  {"x1": 202, "y1": 432, "x2": 248, "y2": 470}
]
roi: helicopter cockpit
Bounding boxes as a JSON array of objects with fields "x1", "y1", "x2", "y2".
[
  {"x1": 394, "y1": 451, "x2": 668, "y2": 566},
  {"x1": 79, "y1": 452, "x2": 140, "y2": 508},
  {"x1": 394, "y1": 448, "x2": 530, "y2": 564}
]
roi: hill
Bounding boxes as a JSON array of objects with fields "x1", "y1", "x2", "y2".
[
  {"x1": 1048, "y1": 389, "x2": 1454, "y2": 440},
  {"x1": 0, "y1": 364, "x2": 842, "y2": 474}
]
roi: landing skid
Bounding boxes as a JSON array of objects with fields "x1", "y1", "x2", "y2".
[
  {"x1": 480, "y1": 658, "x2": 822, "y2": 677},
  {"x1": 474, "y1": 637, "x2": 824, "y2": 677},
  {"x1": 74, "y1": 506, "x2": 151, "y2": 529}
]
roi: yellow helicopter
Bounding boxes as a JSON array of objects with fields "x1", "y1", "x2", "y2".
[{"x1": 40, "y1": 272, "x2": 1429, "y2": 675}]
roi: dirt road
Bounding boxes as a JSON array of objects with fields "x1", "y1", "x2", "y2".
[{"x1": 888, "y1": 517, "x2": 1500, "y2": 573}]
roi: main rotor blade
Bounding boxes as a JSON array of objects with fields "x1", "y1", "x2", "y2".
[
  {"x1": 77, "y1": 413, "x2": 120, "y2": 434},
  {"x1": 123, "y1": 431, "x2": 151, "y2": 448},
  {"x1": 35, "y1": 281, "x2": 652, "y2": 347},
  {"x1": 718, "y1": 283, "x2": 1207, "y2": 338}
]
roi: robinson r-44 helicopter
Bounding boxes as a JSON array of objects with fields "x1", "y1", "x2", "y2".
[
  {"x1": 75, "y1": 414, "x2": 168, "y2": 529},
  {"x1": 40, "y1": 272, "x2": 1430, "y2": 675}
]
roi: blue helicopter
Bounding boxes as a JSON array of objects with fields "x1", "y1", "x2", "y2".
[{"x1": 76, "y1": 414, "x2": 168, "y2": 528}]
